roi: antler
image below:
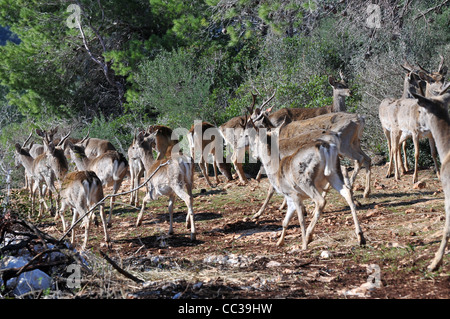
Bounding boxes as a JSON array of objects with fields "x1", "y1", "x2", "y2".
[
  {"x1": 80, "y1": 128, "x2": 90, "y2": 144},
  {"x1": 57, "y1": 130, "x2": 72, "y2": 147},
  {"x1": 438, "y1": 54, "x2": 445, "y2": 74},
  {"x1": 21, "y1": 131, "x2": 33, "y2": 148},
  {"x1": 259, "y1": 89, "x2": 277, "y2": 111},
  {"x1": 241, "y1": 92, "x2": 258, "y2": 129},
  {"x1": 401, "y1": 57, "x2": 416, "y2": 73}
]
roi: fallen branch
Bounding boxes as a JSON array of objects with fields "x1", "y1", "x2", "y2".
[{"x1": 99, "y1": 250, "x2": 144, "y2": 284}]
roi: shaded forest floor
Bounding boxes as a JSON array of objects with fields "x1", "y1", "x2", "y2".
[{"x1": 6, "y1": 163, "x2": 450, "y2": 299}]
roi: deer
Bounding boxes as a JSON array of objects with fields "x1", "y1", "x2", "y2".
[
  {"x1": 14, "y1": 131, "x2": 44, "y2": 194},
  {"x1": 58, "y1": 170, "x2": 110, "y2": 250},
  {"x1": 35, "y1": 128, "x2": 70, "y2": 215},
  {"x1": 187, "y1": 121, "x2": 233, "y2": 187},
  {"x1": 250, "y1": 73, "x2": 352, "y2": 181},
  {"x1": 379, "y1": 57, "x2": 446, "y2": 183},
  {"x1": 71, "y1": 129, "x2": 117, "y2": 159},
  {"x1": 127, "y1": 130, "x2": 146, "y2": 206},
  {"x1": 15, "y1": 129, "x2": 70, "y2": 218},
  {"x1": 133, "y1": 131, "x2": 196, "y2": 240},
  {"x1": 245, "y1": 112, "x2": 366, "y2": 249},
  {"x1": 145, "y1": 125, "x2": 179, "y2": 160},
  {"x1": 68, "y1": 142, "x2": 128, "y2": 225},
  {"x1": 218, "y1": 91, "x2": 277, "y2": 185},
  {"x1": 249, "y1": 109, "x2": 371, "y2": 219},
  {"x1": 266, "y1": 73, "x2": 351, "y2": 127},
  {"x1": 410, "y1": 81, "x2": 450, "y2": 271}
]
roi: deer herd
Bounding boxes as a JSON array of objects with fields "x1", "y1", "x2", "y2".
[{"x1": 12, "y1": 56, "x2": 450, "y2": 272}]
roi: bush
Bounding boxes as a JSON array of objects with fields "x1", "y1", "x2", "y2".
[{"x1": 130, "y1": 48, "x2": 214, "y2": 129}]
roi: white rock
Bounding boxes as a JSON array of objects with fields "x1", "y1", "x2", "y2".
[
  {"x1": 320, "y1": 250, "x2": 332, "y2": 259},
  {"x1": 0, "y1": 256, "x2": 52, "y2": 296}
]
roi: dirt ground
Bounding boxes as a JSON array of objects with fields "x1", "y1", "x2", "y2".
[{"x1": 8, "y1": 162, "x2": 450, "y2": 299}]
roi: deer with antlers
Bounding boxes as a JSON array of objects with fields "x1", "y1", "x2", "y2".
[
  {"x1": 58, "y1": 170, "x2": 110, "y2": 250},
  {"x1": 187, "y1": 121, "x2": 233, "y2": 187},
  {"x1": 68, "y1": 142, "x2": 128, "y2": 225},
  {"x1": 244, "y1": 107, "x2": 366, "y2": 248},
  {"x1": 410, "y1": 81, "x2": 450, "y2": 271},
  {"x1": 245, "y1": 90, "x2": 371, "y2": 219},
  {"x1": 133, "y1": 131, "x2": 196, "y2": 240},
  {"x1": 218, "y1": 91, "x2": 277, "y2": 185}
]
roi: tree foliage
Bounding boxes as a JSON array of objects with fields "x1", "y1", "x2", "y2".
[{"x1": 0, "y1": 0, "x2": 448, "y2": 159}]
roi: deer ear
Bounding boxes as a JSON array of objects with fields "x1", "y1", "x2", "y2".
[
  {"x1": 329, "y1": 75, "x2": 336, "y2": 86},
  {"x1": 15, "y1": 143, "x2": 22, "y2": 152},
  {"x1": 266, "y1": 106, "x2": 274, "y2": 113},
  {"x1": 439, "y1": 65, "x2": 448, "y2": 76},
  {"x1": 411, "y1": 92, "x2": 435, "y2": 111},
  {"x1": 36, "y1": 129, "x2": 44, "y2": 137},
  {"x1": 418, "y1": 71, "x2": 434, "y2": 83}
]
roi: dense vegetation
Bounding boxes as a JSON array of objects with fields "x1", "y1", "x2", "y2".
[{"x1": 0, "y1": 0, "x2": 449, "y2": 188}]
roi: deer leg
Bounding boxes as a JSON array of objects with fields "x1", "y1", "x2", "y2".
[
  {"x1": 384, "y1": 128, "x2": 394, "y2": 178},
  {"x1": 232, "y1": 148, "x2": 247, "y2": 185},
  {"x1": 277, "y1": 197, "x2": 303, "y2": 247},
  {"x1": 129, "y1": 165, "x2": 135, "y2": 205},
  {"x1": 252, "y1": 184, "x2": 275, "y2": 219},
  {"x1": 401, "y1": 141, "x2": 409, "y2": 173},
  {"x1": 412, "y1": 135, "x2": 420, "y2": 184},
  {"x1": 136, "y1": 193, "x2": 148, "y2": 227},
  {"x1": 70, "y1": 208, "x2": 78, "y2": 245},
  {"x1": 429, "y1": 136, "x2": 440, "y2": 179},
  {"x1": 98, "y1": 204, "x2": 111, "y2": 249},
  {"x1": 173, "y1": 185, "x2": 196, "y2": 241},
  {"x1": 167, "y1": 194, "x2": 175, "y2": 236},
  {"x1": 58, "y1": 201, "x2": 67, "y2": 232},
  {"x1": 212, "y1": 157, "x2": 220, "y2": 185},
  {"x1": 107, "y1": 181, "x2": 122, "y2": 226},
  {"x1": 390, "y1": 131, "x2": 401, "y2": 180},
  {"x1": 428, "y1": 199, "x2": 449, "y2": 271},
  {"x1": 199, "y1": 159, "x2": 214, "y2": 188},
  {"x1": 303, "y1": 190, "x2": 326, "y2": 250},
  {"x1": 328, "y1": 173, "x2": 365, "y2": 246}
]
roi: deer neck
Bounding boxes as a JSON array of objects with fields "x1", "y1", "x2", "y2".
[
  {"x1": 72, "y1": 153, "x2": 90, "y2": 171},
  {"x1": 20, "y1": 153, "x2": 35, "y2": 173},
  {"x1": 424, "y1": 115, "x2": 450, "y2": 161},
  {"x1": 141, "y1": 147, "x2": 155, "y2": 172},
  {"x1": 333, "y1": 92, "x2": 346, "y2": 112},
  {"x1": 255, "y1": 131, "x2": 280, "y2": 185}
]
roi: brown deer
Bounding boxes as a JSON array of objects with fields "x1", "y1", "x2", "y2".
[
  {"x1": 217, "y1": 91, "x2": 276, "y2": 185},
  {"x1": 265, "y1": 73, "x2": 351, "y2": 127},
  {"x1": 250, "y1": 74, "x2": 352, "y2": 181},
  {"x1": 249, "y1": 111, "x2": 371, "y2": 219},
  {"x1": 187, "y1": 121, "x2": 233, "y2": 187},
  {"x1": 68, "y1": 143, "x2": 128, "y2": 225},
  {"x1": 58, "y1": 170, "x2": 110, "y2": 250},
  {"x1": 246, "y1": 115, "x2": 365, "y2": 249},
  {"x1": 31, "y1": 128, "x2": 70, "y2": 217},
  {"x1": 411, "y1": 82, "x2": 450, "y2": 271},
  {"x1": 146, "y1": 125, "x2": 179, "y2": 160},
  {"x1": 133, "y1": 131, "x2": 196, "y2": 240},
  {"x1": 127, "y1": 130, "x2": 146, "y2": 206},
  {"x1": 71, "y1": 129, "x2": 116, "y2": 159}
]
